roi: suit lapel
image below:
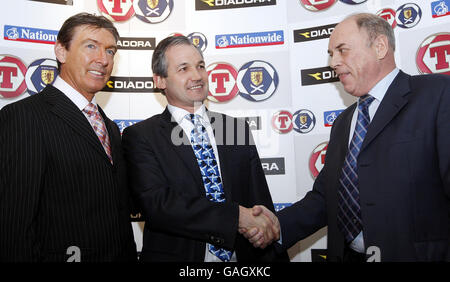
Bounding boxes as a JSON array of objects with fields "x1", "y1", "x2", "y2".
[
  {"x1": 360, "y1": 71, "x2": 410, "y2": 152},
  {"x1": 159, "y1": 107, "x2": 204, "y2": 188},
  {"x1": 42, "y1": 85, "x2": 111, "y2": 164}
]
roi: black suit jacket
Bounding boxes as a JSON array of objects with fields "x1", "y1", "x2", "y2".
[
  {"x1": 122, "y1": 107, "x2": 289, "y2": 262},
  {"x1": 278, "y1": 71, "x2": 450, "y2": 261},
  {"x1": 0, "y1": 85, "x2": 137, "y2": 262}
]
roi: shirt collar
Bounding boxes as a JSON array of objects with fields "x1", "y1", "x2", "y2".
[
  {"x1": 167, "y1": 103, "x2": 208, "y2": 125},
  {"x1": 367, "y1": 68, "x2": 399, "y2": 103},
  {"x1": 52, "y1": 76, "x2": 97, "y2": 111}
]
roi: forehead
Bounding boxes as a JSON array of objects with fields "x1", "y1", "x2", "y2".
[
  {"x1": 328, "y1": 18, "x2": 364, "y2": 48},
  {"x1": 165, "y1": 44, "x2": 203, "y2": 65},
  {"x1": 71, "y1": 25, "x2": 116, "y2": 44}
]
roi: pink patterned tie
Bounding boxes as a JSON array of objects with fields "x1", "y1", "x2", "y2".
[{"x1": 83, "y1": 103, "x2": 113, "y2": 164}]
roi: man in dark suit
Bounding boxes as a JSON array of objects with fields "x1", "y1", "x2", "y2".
[
  {"x1": 0, "y1": 13, "x2": 136, "y2": 262},
  {"x1": 122, "y1": 36, "x2": 288, "y2": 262},
  {"x1": 246, "y1": 13, "x2": 450, "y2": 262}
]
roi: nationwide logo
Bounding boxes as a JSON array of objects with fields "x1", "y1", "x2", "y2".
[
  {"x1": 376, "y1": 8, "x2": 397, "y2": 29},
  {"x1": 416, "y1": 33, "x2": 450, "y2": 75},
  {"x1": 102, "y1": 76, "x2": 157, "y2": 92},
  {"x1": 4, "y1": 25, "x2": 58, "y2": 44},
  {"x1": 114, "y1": 119, "x2": 142, "y2": 134},
  {"x1": 216, "y1": 30, "x2": 284, "y2": 49},
  {"x1": 301, "y1": 66, "x2": 338, "y2": 86},
  {"x1": 237, "y1": 60, "x2": 279, "y2": 102},
  {"x1": 309, "y1": 141, "x2": 328, "y2": 179},
  {"x1": 0, "y1": 55, "x2": 27, "y2": 99},
  {"x1": 245, "y1": 116, "x2": 261, "y2": 131},
  {"x1": 25, "y1": 58, "x2": 59, "y2": 95},
  {"x1": 207, "y1": 62, "x2": 238, "y2": 103},
  {"x1": 261, "y1": 157, "x2": 285, "y2": 175},
  {"x1": 117, "y1": 37, "x2": 155, "y2": 50},
  {"x1": 323, "y1": 109, "x2": 344, "y2": 127},
  {"x1": 195, "y1": 0, "x2": 276, "y2": 10},
  {"x1": 272, "y1": 110, "x2": 293, "y2": 134},
  {"x1": 300, "y1": 0, "x2": 337, "y2": 12},
  {"x1": 396, "y1": 3, "x2": 422, "y2": 29},
  {"x1": 293, "y1": 109, "x2": 315, "y2": 134},
  {"x1": 293, "y1": 23, "x2": 336, "y2": 43},
  {"x1": 431, "y1": 0, "x2": 450, "y2": 18}
]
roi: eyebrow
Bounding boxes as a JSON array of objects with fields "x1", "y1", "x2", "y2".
[
  {"x1": 176, "y1": 60, "x2": 205, "y2": 68},
  {"x1": 328, "y1": 43, "x2": 346, "y2": 55},
  {"x1": 82, "y1": 38, "x2": 117, "y2": 52}
]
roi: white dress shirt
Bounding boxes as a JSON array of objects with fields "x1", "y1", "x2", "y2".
[{"x1": 348, "y1": 68, "x2": 399, "y2": 253}]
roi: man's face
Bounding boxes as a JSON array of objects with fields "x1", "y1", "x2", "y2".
[
  {"x1": 55, "y1": 25, "x2": 117, "y2": 101},
  {"x1": 328, "y1": 19, "x2": 380, "y2": 97},
  {"x1": 155, "y1": 44, "x2": 208, "y2": 112}
]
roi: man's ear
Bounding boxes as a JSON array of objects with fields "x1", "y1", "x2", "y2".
[
  {"x1": 54, "y1": 41, "x2": 67, "y2": 64},
  {"x1": 374, "y1": 34, "x2": 389, "y2": 60},
  {"x1": 153, "y1": 74, "x2": 166, "y2": 91}
]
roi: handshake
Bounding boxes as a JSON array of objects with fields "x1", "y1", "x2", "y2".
[{"x1": 238, "y1": 205, "x2": 280, "y2": 249}]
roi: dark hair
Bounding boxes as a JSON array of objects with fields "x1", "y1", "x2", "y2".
[
  {"x1": 56, "y1": 12, "x2": 120, "y2": 70},
  {"x1": 152, "y1": 35, "x2": 203, "y2": 78}
]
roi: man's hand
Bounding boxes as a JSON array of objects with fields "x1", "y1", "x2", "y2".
[{"x1": 237, "y1": 205, "x2": 280, "y2": 249}]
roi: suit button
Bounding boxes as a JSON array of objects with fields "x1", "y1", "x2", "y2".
[{"x1": 210, "y1": 236, "x2": 224, "y2": 245}]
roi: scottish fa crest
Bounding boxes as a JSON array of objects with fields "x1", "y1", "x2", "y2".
[
  {"x1": 25, "y1": 58, "x2": 59, "y2": 95},
  {"x1": 236, "y1": 60, "x2": 279, "y2": 102},
  {"x1": 134, "y1": 0, "x2": 174, "y2": 23}
]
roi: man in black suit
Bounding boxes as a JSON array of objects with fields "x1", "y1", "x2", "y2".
[
  {"x1": 122, "y1": 36, "x2": 288, "y2": 262},
  {"x1": 0, "y1": 13, "x2": 136, "y2": 262},
  {"x1": 246, "y1": 13, "x2": 450, "y2": 262}
]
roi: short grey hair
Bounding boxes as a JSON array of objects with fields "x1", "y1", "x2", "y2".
[
  {"x1": 151, "y1": 35, "x2": 204, "y2": 77},
  {"x1": 350, "y1": 13, "x2": 396, "y2": 51}
]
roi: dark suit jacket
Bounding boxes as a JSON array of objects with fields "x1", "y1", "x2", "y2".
[
  {"x1": 122, "y1": 107, "x2": 289, "y2": 262},
  {"x1": 0, "y1": 85, "x2": 137, "y2": 262},
  {"x1": 278, "y1": 71, "x2": 450, "y2": 262}
]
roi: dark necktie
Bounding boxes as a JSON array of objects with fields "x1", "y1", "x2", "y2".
[
  {"x1": 187, "y1": 114, "x2": 232, "y2": 262},
  {"x1": 83, "y1": 103, "x2": 113, "y2": 164},
  {"x1": 337, "y1": 95, "x2": 375, "y2": 243}
]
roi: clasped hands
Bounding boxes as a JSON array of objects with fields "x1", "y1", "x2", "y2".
[{"x1": 238, "y1": 205, "x2": 280, "y2": 249}]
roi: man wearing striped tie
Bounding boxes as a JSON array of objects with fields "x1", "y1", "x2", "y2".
[
  {"x1": 122, "y1": 36, "x2": 289, "y2": 262},
  {"x1": 246, "y1": 13, "x2": 450, "y2": 262},
  {"x1": 0, "y1": 13, "x2": 136, "y2": 262}
]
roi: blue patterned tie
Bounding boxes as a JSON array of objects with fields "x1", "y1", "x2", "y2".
[
  {"x1": 337, "y1": 95, "x2": 375, "y2": 243},
  {"x1": 187, "y1": 114, "x2": 233, "y2": 262}
]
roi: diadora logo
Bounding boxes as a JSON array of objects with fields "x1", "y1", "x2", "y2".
[
  {"x1": 195, "y1": 0, "x2": 276, "y2": 10},
  {"x1": 416, "y1": 33, "x2": 450, "y2": 75},
  {"x1": 0, "y1": 55, "x2": 27, "y2": 99},
  {"x1": 31, "y1": 0, "x2": 73, "y2": 5},
  {"x1": 309, "y1": 142, "x2": 328, "y2": 179},
  {"x1": 114, "y1": 119, "x2": 142, "y2": 134},
  {"x1": 261, "y1": 157, "x2": 285, "y2": 175},
  {"x1": 431, "y1": 0, "x2": 450, "y2": 18},
  {"x1": 117, "y1": 37, "x2": 155, "y2": 50},
  {"x1": 301, "y1": 66, "x2": 338, "y2": 86},
  {"x1": 293, "y1": 24, "x2": 336, "y2": 43},
  {"x1": 4, "y1": 25, "x2": 58, "y2": 44},
  {"x1": 102, "y1": 76, "x2": 157, "y2": 92},
  {"x1": 216, "y1": 30, "x2": 284, "y2": 49},
  {"x1": 323, "y1": 109, "x2": 344, "y2": 127}
]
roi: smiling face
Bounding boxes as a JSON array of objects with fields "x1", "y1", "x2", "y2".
[
  {"x1": 154, "y1": 44, "x2": 208, "y2": 113},
  {"x1": 328, "y1": 18, "x2": 382, "y2": 97},
  {"x1": 55, "y1": 25, "x2": 117, "y2": 101}
]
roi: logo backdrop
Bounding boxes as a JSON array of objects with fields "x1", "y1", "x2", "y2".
[{"x1": 1, "y1": 0, "x2": 449, "y2": 262}]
